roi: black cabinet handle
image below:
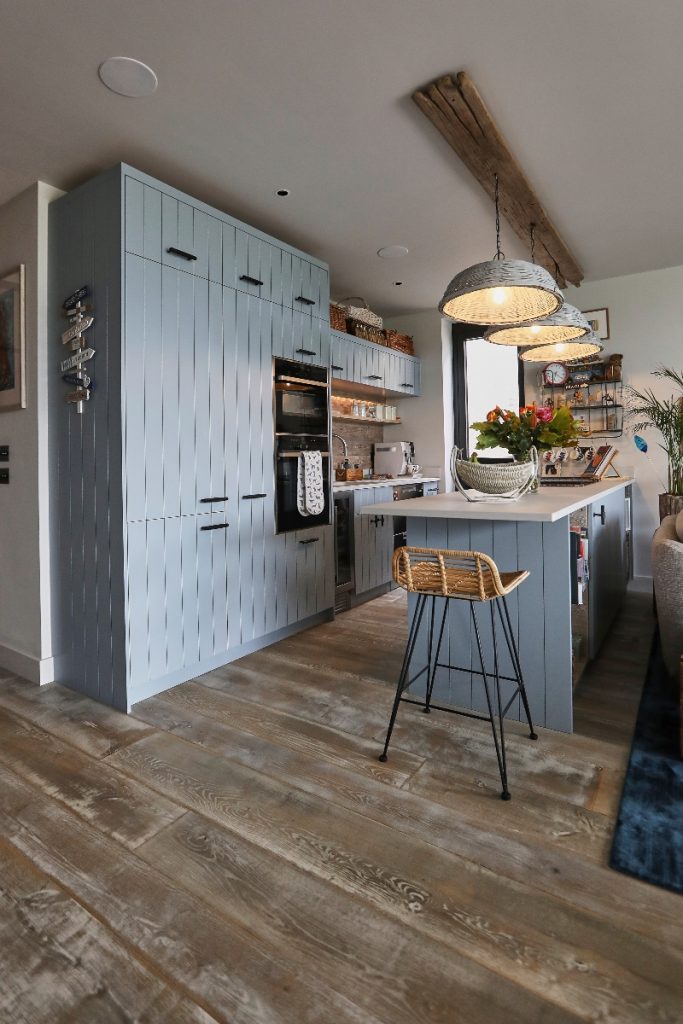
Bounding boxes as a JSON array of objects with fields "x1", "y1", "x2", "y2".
[
  {"x1": 242, "y1": 493, "x2": 267, "y2": 500},
  {"x1": 331, "y1": 364, "x2": 343, "y2": 371},
  {"x1": 371, "y1": 515, "x2": 385, "y2": 526},
  {"x1": 200, "y1": 496, "x2": 230, "y2": 503},
  {"x1": 167, "y1": 246, "x2": 197, "y2": 262},
  {"x1": 299, "y1": 537, "x2": 319, "y2": 545},
  {"x1": 295, "y1": 348, "x2": 316, "y2": 356},
  {"x1": 201, "y1": 522, "x2": 230, "y2": 531},
  {"x1": 400, "y1": 382, "x2": 414, "y2": 389},
  {"x1": 295, "y1": 295, "x2": 316, "y2": 306},
  {"x1": 365, "y1": 374, "x2": 382, "y2": 381},
  {"x1": 239, "y1": 274, "x2": 264, "y2": 287},
  {"x1": 593, "y1": 504, "x2": 606, "y2": 526}
]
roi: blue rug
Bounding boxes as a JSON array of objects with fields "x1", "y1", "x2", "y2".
[{"x1": 609, "y1": 636, "x2": 683, "y2": 893}]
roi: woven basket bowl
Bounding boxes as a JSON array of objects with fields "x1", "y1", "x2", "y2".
[{"x1": 454, "y1": 457, "x2": 536, "y2": 494}]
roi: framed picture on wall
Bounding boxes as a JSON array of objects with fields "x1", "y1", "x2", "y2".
[
  {"x1": 0, "y1": 264, "x2": 26, "y2": 411},
  {"x1": 581, "y1": 307, "x2": 610, "y2": 341}
]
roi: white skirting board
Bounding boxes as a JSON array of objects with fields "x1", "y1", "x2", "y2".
[{"x1": 0, "y1": 643, "x2": 55, "y2": 685}]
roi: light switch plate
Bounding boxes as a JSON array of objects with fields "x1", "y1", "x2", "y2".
[
  {"x1": 0, "y1": 468, "x2": 9, "y2": 484},
  {"x1": 0, "y1": 445, "x2": 8, "y2": 461}
]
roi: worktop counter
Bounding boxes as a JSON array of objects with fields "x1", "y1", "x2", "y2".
[{"x1": 361, "y1": 476, "x2": 632, "y2": 522}]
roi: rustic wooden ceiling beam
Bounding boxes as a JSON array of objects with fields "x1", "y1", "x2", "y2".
[{"x1": 413, "y1": 71, "x2": 583, "y2": 289}]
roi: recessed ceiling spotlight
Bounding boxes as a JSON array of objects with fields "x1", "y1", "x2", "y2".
[
  {"x1": 377, "y1": 245, "x2": 409, "y2": 259},
  {"x1": 98, "y1": 57, "x2": 158, "y2": 98},
  {"x1": 275, "y1": 188, "x2": 290, "y2": 197}
]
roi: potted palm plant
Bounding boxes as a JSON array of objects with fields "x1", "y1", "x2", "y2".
[{"x1": 626, "y1": 367, "x2": 683, "y2": 520}]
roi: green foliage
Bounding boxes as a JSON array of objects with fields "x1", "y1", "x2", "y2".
[
  {"x1": 471, "y1": 404, "x2": 582, "y2": 462},
  {"x1": 626, "y1": 366, "x2": 683, "y2": 495}
]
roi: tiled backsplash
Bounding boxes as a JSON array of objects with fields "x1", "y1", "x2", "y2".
[{"x1": 331, "y1": 418, "x2": 384, "y2": 473}]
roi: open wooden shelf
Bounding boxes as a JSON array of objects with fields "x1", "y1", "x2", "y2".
[{"x1": 331, "y1": 413, "x2": 402, "y2": 425}]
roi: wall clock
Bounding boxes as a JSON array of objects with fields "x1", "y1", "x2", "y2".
[{"x1": 542, "y1": 361, "x2": 568, "y2": 386}]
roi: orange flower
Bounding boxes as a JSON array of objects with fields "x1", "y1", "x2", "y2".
[{"x1": 486, "y1": 410, "x2": 498, "y2": 422}]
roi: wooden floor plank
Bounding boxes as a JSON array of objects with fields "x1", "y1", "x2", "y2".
[
  {"x1": 0, "y1": 674, "x2": 155, "y2": 758},
  {"x1": 0, "y1": 706, "x2": 183, "y2": 850},
  {"x1": 0, "y1": 835, "x2": 220, "y2": 1024},
  {"x1": 109, "y1": 731, "x2": 683, "y2": 1023}
]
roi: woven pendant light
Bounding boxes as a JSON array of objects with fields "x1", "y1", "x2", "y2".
[
  {"x1": 439, "y1": 176, "x2": 563, "y2": 326},
  {"x1": 484, "y1": 303, "x2": 591, "y2": 347},
  {"x1": 518, "y1": 333, "x2": 603, "y2": 362}
]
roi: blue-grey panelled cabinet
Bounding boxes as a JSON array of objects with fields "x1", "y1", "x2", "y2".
[
  {"x1": 353, "y1": 485, "x2": 395, "y2": 594},
  {"x1": 330, "y1": 329, "x2": 421, "y2": 396},
  {"x1": 49, "y1": 164, "x2": 333, "y2": 712}
]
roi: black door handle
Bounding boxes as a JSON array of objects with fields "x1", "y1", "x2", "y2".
[
  {"x1": 593, "y1": 504, "x2": 606, "y2": 526},
  {"x1": 167, "y1": 246, "x2": 197, "y2": 261},
  {"x1": 331, "y1": 364, "x2": 343, "y2": 371},
  {"x1": 365, "y1": 374, "x2": 382, "y2": 381},
  {"x1": 201, "y1": 522, "x2": 230, "y2": 531},
  {"x1": 295, "y1": 348, "x2": 317, "y2": 356},
  {"x1": 239, "y1": 274, "x2": 264, "y2": 286},
  {"x1": 400, "y1": 383, "x2": 414, "y2": 389},
  {"x1": 242, "y1": 493, "x2": 267, "y2": 500},
  {"x1": 295, "y1": 295, "x2": 316, "y2": 306},
  {"x1": 200, "y1": 496, "x2": 230, "y2": 503},
  {"x1": 371, "y1": 515, "x2": 385, "y2": 526},
  {"x1": 299, "y1": 537, "x2": 319, "y2": 545}
]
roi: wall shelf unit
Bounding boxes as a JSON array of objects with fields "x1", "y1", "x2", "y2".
[{"x1": 541, "y1": 378, "x2": 624, "y2": 438}]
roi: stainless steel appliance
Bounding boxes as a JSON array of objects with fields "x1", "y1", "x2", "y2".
[
  {"x1": 373, "y1": 441, "x2": 414, "y2": 478},
  {"x1": 392, "y1": 481, "x2": 423, "y2": 549},
  {"x1": 274, "y1": 357, "x2": 329, "y2": 437},
  {"x1": 273, "y1": 357, "x2": 331, "y2": 534}
]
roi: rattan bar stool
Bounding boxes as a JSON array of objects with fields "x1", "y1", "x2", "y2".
[{"x1": 379, "y1": 546, "x2": 538, "y2": 800}]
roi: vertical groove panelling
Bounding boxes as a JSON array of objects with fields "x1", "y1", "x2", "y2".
[
  {"x1": 146, "y1": 519, "x2": 166, "y2": 680},
  {"x1": 516, "y1": 523, "x2": 546, "y2": 727},
  {"x1": 123, "y1": 254, "x2": 146, "y2": 521},
  {"x1": 492, "y1": 520, "x2": 521, "y2": 722},
  {"x1": 235, "y1": 292, "x2": 252, "y2": 642},
  {"x1": 163, "y1": 518, "x2": 184, "y2": 676},
  {"x1": 124, "y1": 178, "x2": 144, "y2": 256},
  {"x1": 160, "y1": 267, "x2": 181, "y2": 518},
  {"x1": 541, "y1": 520, "x2": 573, "y2": 731},
  {"x1": 193, "y1": 279, "x2": 211, "y2": 505},
  {"x1": 208, "y1": 281, "x2": 228, "y2": 656},
  {"x1": 143, "y1": 262, "x2": 163, "y2": 519},
  {"x1": 142, "y1": 186, "x2": 162, "y2": 262},
  {"x1": 126, "y1": 522, "x2": 149, "y2": 688},
  {"x1": 222, "y1": 287, "x2": 241, "y2": 652},
  {"x1": 444, "y1": 518, "x2": 472, "y2": 709},
  {"x1": 222, "y1": 222, "x2": 236, "y2": 289},
  {"x1": 468, "y1": 521, "x2": 495, "y2": 716},
  {"x1": 177, "y1": 272, "x2": 196, "y2": 514}
]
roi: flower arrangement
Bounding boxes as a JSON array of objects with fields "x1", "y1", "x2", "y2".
[{"x1": 471, "y1": 404, "x2": 582, "y2": 461}]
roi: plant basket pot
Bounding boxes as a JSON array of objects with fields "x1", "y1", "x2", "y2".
[
  {"x1": 659, "y1": 493, "x2": 683, "y2": 522},
  {"x1": 451, "y1": 448, "x2": 539, "y2": 502}
]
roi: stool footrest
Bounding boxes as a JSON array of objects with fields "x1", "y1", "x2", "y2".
[{"x1": 399, "y1": 696, "x2": 493, "y2": 725}]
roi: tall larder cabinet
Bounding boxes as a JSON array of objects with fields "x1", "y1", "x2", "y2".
[{"x1": 49, "y1": 164, "x2": 333, "y2": 711}]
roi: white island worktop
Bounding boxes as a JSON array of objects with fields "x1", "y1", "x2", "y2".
[
  {"x1": 361, "y1": 476, "x2": 632, "y2": 522},
  {"x1": 360, "y1": 475, "x2": 632, "y2": 734}
]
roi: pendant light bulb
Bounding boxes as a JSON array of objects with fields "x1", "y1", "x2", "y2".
[{"x1": 492, "y1": 287, "x2": 507, "y2": 304}]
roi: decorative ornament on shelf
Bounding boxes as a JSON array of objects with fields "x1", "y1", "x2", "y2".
[
  {"x1": 439, "y1": 177, "x2": 563, "y2": 326},
  {"x1": 627, "y1": 367, "x2": 683, "y2": 520}
]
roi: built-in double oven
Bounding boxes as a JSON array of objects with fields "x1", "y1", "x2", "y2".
[{"x1": 274, "y1": 357, "x2": 331, "y2": 533}]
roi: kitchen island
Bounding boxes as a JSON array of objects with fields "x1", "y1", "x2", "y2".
[{"x1": 362, "y1": 477, "x2": 633, "y2": 732}]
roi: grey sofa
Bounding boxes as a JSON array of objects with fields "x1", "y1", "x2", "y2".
[{"x1": 652, "y1": 513, "x2": 683, "y2": 676}]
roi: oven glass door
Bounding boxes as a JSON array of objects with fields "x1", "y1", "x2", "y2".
[
  {"x1": 275, "y1": 382, "x2": 328, "y2": 436},
  {"x1": 276, "y1": 454, "x2": 330, "y2": 533}
]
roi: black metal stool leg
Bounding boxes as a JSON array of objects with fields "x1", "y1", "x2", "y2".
[
  {"x1": 470, "y1": 603, "x2": 510, "y2": 800},
  {"x1": 499, "y1": 597, "x2": 538, "y2": 741},
  {"x1": 379, "y1": 593, "x2": 426, "y2": 762},
  {"x1": 424, "y1": 597, "x2": 448, "y2": 713},
  {"x1": 490, "y1": 602, "x2": 509, "y2": 796}
]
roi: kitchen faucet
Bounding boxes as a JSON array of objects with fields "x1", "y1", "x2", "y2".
[{"x1": 332, "y1": 432, "x2": 348, "y2": 458}]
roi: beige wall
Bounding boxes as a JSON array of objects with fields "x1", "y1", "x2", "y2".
[
  {"x1": 0, "y1": 182, "x2": 62, "y2": 682},
  {"x1": 383, "y1": 310, "x2": 454, "y2": 491},
  {"x1": 527, "y1": 264, "x2": 683, "y2": 579}
]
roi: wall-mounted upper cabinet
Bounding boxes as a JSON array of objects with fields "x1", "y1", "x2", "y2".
[
  {"x1": 124, "y1": 171, "x2": 329, "y2": 323},
  {"x1": 330, "y1": 330, "x2": 421, "y2": 397}
]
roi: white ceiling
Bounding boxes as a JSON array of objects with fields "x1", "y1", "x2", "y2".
[{"x1": 2, "y1": 0, "x2": 683, "y2": 315}]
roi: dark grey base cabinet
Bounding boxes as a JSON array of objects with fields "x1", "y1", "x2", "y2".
[
  {"x1": 587, "y1": 486, "x2": 629, "y2": 658},
  {"x1": 49, "y1": 164, "x2": 333, "y2": 711}
]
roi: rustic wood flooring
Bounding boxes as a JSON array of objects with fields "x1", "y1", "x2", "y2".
[{"x1": 1, "y1": 587, "x2": 681, "y2": 1023}]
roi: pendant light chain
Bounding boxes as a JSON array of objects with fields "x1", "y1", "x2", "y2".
[
  {"x1": 494, "y1": 173, "x2": 505, "y2": 260},
  {"x1": 529, "y1": 223, "x2": 536, "y2": 264}
]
